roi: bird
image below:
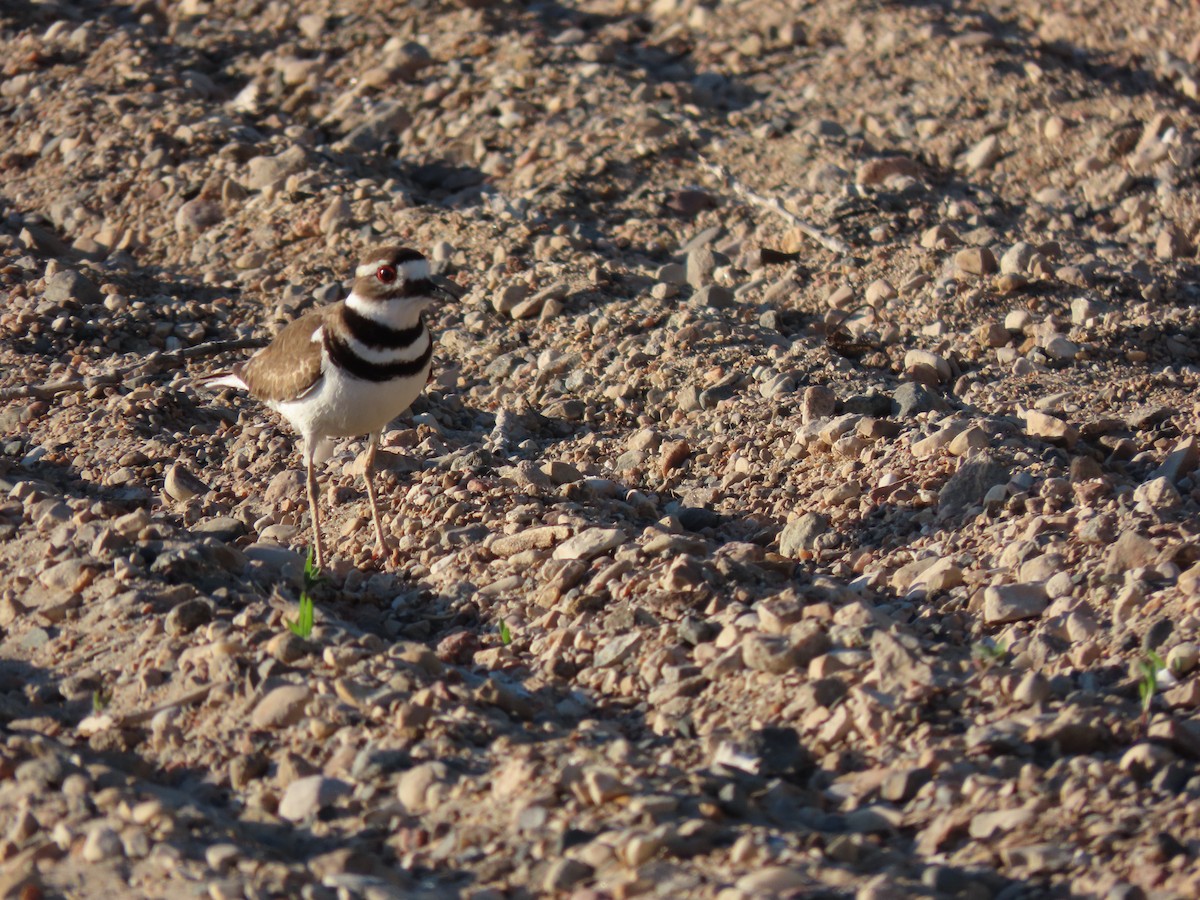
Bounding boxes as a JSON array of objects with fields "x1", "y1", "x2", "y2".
[{"x1": 204, "y1": 245, "x2": 454, "y2": 568}]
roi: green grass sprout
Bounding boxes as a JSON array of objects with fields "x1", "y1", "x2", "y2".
[
  {"x1": 286, "y1": 548, "x2": 320, "y2": 638},
  {"x1": 1136, "y1": 650, "x2": 1165, "y2": 732},
  {"x1": 499, "y1": 620, "x2": 512, "y2": 646}
]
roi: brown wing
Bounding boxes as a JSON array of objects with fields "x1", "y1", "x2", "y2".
[{"x1": 238, "y1": 308, "x2": 329, "y2": 403}]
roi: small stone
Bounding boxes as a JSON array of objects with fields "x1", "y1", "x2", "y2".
[
  {"x1": 690, "y1": 284, "x2": 735, "y2": 308},
  {"x1": 955, "y1": 247, "x2": 997, "y2": 275},
  {"x1": 542, "y1": 859, "x2": 594, "y2": 893},
  {"x1": 1167, "y1": 643, "x2": 1199, "y2": 675},
  {"x1": 165, "y1": 463, "x2": 209, "y2": 502},
  {"x1": 778, "y1": 512, "x2": 828, "y2": 558},
  {"x1": 1105, "y1": 531, "x2": 1157, "y2": 575},
  {"x1": 948, "y1": 425, "x2": 989, "y2": 456},
  {"x1": 250, "y1": 684, "x2": 311, "y2": 729},
  {"x1": 1156, "y1": 226, "x2": 1192, "y2": 261},
  {"x1": 1120, "y1": 743, "x2": 1176, "y2": 780},
  {"x1": 736, "y1": 867, "x2": 808, "y2": 894},
  {"x1": 553, "y1": 527, "x2": 624, "y2": 561},
  {"x1": 278, "y1": 775, "x2": 350, "y2": 822},
  {"x1": 742, "y1": 633, "x2": 798, "y2": 674},
  {"x1": 881, "y1": 767, "x2": 931, "y2": 803},
  {"x1": 800, "y1": 386, "x2": 838, "y2": 423},
  {"x1": 1133, "y1": 476, "x2": 1182, "y2": 511},
  {"x1": 963, "y1": 133, "x2": 1002, "y2": 172},
  {"x1": 938, "y1": 453, "x2": 1010, "y2": 518},
  {"x1": 856, "y1": 155, "x2": 923, "y2": 186},
  {"x1": 397, "y1": 762, "x2": 448, "y2": 814},
  {"x1": 595, "y1": 632, "x2": 642, "y2": 668},
  {"x1": 44, "y1": 268, "x2": 101, "y2": 304},
  {"x1": 984, "y1": 583, "x2": 1048, "y2": 624},
  {"x1": 904, "y1": 349, "x2": 951, "y2": 383},
  {"x1": 1153, "y1": 437, "x2": 1199, "y2": 484},
  {"x1": 319, "y1": 196, "x2": 353, "y2": 235},
  {"x1": 244, "y1": 146, "x2": 308, "y2": 191},
  {"x1": 687, "y1": 246, "x2": 722, "y2": 288},
  {"x1": 1013, "y1": 671, "x2": 1051, "y2": 705},
  {"x1": 1000, "y1": 242, "x2": 1036, "y2": 275},
  {"x1": 165, "y1": 598, "x2": 214, "y2": 635},
  {"x1": 893, "y1": 382, "x2": 938, "y2": 418},
  {"x1": 920, "y1": 224, "x2": 961, "y2": 249},
  {"x1": 1023, "y1": 410, "x2": 1078, "y2": 448},
  {"x1": 81, "y1": 825, "x2": 123, "y2": 863}
]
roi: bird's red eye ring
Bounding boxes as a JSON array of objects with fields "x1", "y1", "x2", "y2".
[{"x1": 376, "y1": 265, "x2": 397, "y2": 284}]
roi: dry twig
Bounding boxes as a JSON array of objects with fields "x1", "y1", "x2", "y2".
[{"x1": 0, "y1": 336, "x2": 266, "y2": 403}]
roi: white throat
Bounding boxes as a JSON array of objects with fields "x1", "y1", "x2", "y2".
[{"x1": 344, "y1": 291, "x2": 433, "y2": 329}]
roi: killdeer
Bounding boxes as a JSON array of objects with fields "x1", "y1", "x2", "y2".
[{"x1": 205, "y1": 246, "x2": 453, "y2": 568}]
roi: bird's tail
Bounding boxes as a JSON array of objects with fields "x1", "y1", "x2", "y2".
[{"x1": 199, "y1": 371, "x2": 249, "y2": 391}]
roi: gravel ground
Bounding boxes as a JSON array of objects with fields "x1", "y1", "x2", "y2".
[{"x1": 4, "y1": 1, "x2": 1200, "y2": 898}]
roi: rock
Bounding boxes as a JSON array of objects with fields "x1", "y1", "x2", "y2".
[
  {"x1": 490, "y1": 525, "x2": 571, "y2": 558},
  {"x1": 1000, "y1": 242, "x2": 1036, "y2": 275},
  {"x1": 552, "y1": 527, "x2": 624, "y2": 561},
  {"x1": 963, "y1": 134, "x2": 1002, "y2": 172},
  {"x1": 984, "y1": 583, "x2": 1048, "y2": 624},
  {"x1": 871, "y1": 630, "x2": 934, "y2": 694},
  {"x1": 1023, "y1": 410, "x2": 1078, "y2": 448},
  {"x1": 955, "y1": 247, "x2": 998, "y2": 275},
  {"x1": 920, "y1": 223, "x2": 961, "y2": 249},
  {"x1": 81, "y1": 824, "x2": 123, "y2": 863},
  {"x1": 342, "y1": 100, "x2": 413, "y2": 151},
  {"x1": 690, "y1": 284, "x2": 735, "y2": 309},
  {"x1": 319, "y1": 196, "x2": 353, "y2": 234},
  {"x1": 687, "y1": 246, "x2": 724, "y2": 288},
  {"x1": 174, "y1": 198, "x2": 222, "y2": 234},
  {"x1": 278, "y1": 775, "x2": 350, "y2": 822},
  {"x1": 244, "y1": 146, "x2": 307, "y2": 191},
  {"x1": 250, "y1": 684, "x2": 311, "y2": 729},
  {"x1": 1153, "y1": 437, "x2": 1199, "y2": 484},
  {"x1": 1133, "y1": 476, "x2": 1181, "y2": 511},
  {"x1": 165, "y1": 598, "x2": 214, "y2": 635},
  {"x1": 893, "y1": 382, "x2": 939, "y2": 418},
  {"x1": 938, "y1": 453, "x2": 1010, "y2": 518},
  {"x1": 1104, "y1": 531, "x2": 1157, "y2": 575},
  {"x1": 800, "y1": 386, "x2": 838, "y2": 423},
  {"x1": 39, "y1": 558, "x2": 98, "y2": 591},
  {"x1": 778, "y1": 512, "x2": 828, "y2": 558},
  {"x1": 736, "y1": 866, "x2": 809, "y2": 893},
  {"x1": 397, "y1": 762, "x2": 449, "y2": 814},
  {"x1": 856, "y1": 155, "x2": 923, "y2": 185},
  {"x1": 595, "y1": 632, "x2": 642, "y2": 668},
  {"x1": 742, "y1": 633, "x2": 798, "y2": 674},
  {"x1": 44, "y1": 268, "x2": 101, "y2": 304},
  {"x1": 881, "y1": 767, "x2": 931, "y2": 802},
  {"x1": 542, "y1": 859, "x2": 594, "y2": 893},
  {"x1": 904, "y1": 349, "x2": 951, "y2": 383},
  {"x1": 164, "y1": 464, "x2": 209, "y2": 502}
]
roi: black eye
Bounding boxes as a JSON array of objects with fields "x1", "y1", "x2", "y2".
[{"x1": 376, "y1": 265, "x2": 397, "y2": 284}]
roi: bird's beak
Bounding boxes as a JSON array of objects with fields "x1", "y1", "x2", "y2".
[{"x1": 431, "y1": 275, "x2": 465, "y2": 302}]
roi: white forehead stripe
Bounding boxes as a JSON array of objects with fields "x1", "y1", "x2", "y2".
[{"x1": 354, "y1": 257, "x2": 428, "y2": 280}]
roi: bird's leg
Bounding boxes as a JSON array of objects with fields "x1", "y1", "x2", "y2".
[
  {"x1": 363, "y1": 430, "x2": 390, "y2": 557},
  {"x1": 304, "y1": 441, "x2": 324, "y2": 569}
]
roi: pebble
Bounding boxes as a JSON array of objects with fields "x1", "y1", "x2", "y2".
[
  {"x1": 955, "y1": 247, "x2": 997, "y2": 275},
  {"x1": 1023, "y1": 410, "x2": 1078, "y2": 448},
  {"x1": 778, "y1": 512, "x2": 828, "y2": 558},
  {"x1": 44, "y1": 268, "x2": 102, "y2": 304},
  {"x1": 250, "y1": 685, "x2": 311, "y2": 729},
  {"x1": 278, "y1": 776, "x2": 350, "y2": 822},
  {"x1": 552, "y1": 527, "x2": 625, "y2": 561},
  {"x1": 984, "y1": 583, "x2": 1048, "y2": 624}
]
